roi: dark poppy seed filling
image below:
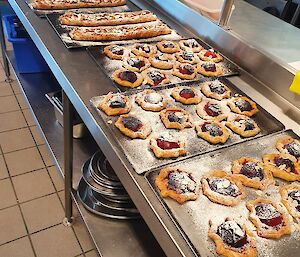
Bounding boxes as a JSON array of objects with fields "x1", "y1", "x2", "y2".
[
  {"x1": 284, "y1": 142, "x2": 300, "y2": 158},
  {"x1": 180, "y1": 52, "x2": 194, "y2": 61},
  {"x1": 204, "y1": 103, "x2": 222, "y2": 117},
  {"x1": 209, "y1": 82, "x2": 226, "y2": 94},
  {"x1": 204, "y1": 50, "x2": 218, "y2": 58},
  {"x1": 255, "y1": 204, "x2": 283, "y2": 227},
  {"x1": 127, "y1": 58, "x2": 145, "y2": 69},
  {"x1": 163, "y1": 42, "x2": 175, "y2": 48},
  {"x1": 288, "y1": 190, "x2": 300, "y2": 212},
  {"x1": 202, "y1": 63, "x2": 216, "y2": 72},
  {"x1": 157, "y1": 138, "x2": 180, "y2": 150},
  {"x1": 240, "y1": 162, "x2": 264, "y2": 180},
  {"x1": 244, "y1": 120, "x2": 255, "y2": 131},
  {"x1": 122, "y1": 116, "x2": 143, "y2": 132},
  {"x1": 137, "y1": 44, "x2": 151, "y2": 53},
  {"x1": 178, "y1": 65, "x2": 194, "y2": 75},
  {"x1": 147, "y1": 71, "x2": 165, "y2": 86},
  {"x1": 235, "y1": 99, "x2": 253, "y2": 112},
  {"x1": 167, "y1": 170, "x2": 196, "y2": 193},
  {"x1": 217, "y1": 220, "x2": 248, "y2": 248},
  {"x1": 155, "y1": 54, "x2": 169, "y2": 62},
  {"x1": 118, "y1": 71, "x2": 138, "y2": 83},
  {"x1": 274, "y1": 157, "x2": 296, "y2": 173},
  {"x1": 201, "y1": 123, "x2": 223, "y2": 136},
  {"x1": 167, "y1": 110, "x2": 185, "y2": 123},
  {"x1": 208, "y1": 178, "x2": 240, "y2": 197},
  {"x1": 183, "y1": 39, "x2": 199, "y2": 48},
  {"x1": 110, "y1": 46, "x2": 124, "y2": 55},
  {"x1": 179, "y1": 88, "x2": 195, "y2": 99},
  {"x1": 108, "y1": 96, "x2": 126, "y2": 108},
  {"x1": 144, "y1": 92, "x2": 163, "y2": 104}
]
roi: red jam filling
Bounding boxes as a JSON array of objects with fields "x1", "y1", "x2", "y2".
[
  {"x1": 201, "y1": 63, "x2": 216, "y2": 72},
  {"x1": 157, "y1": 139, "x2": 180, "y2": 150},
  {"x1": 122, "y1": 116, "x2": 142, "y2": 132},
  {"x1": 240, "y1": 162, "x2": 264, "y2": 180},
  {"x1": 118, "y1": 71, "x2": 138, "y2": 83},
  {"x1": 274, "y1": 156, "x2": 296, "y2": 173},
  {"x1": 179, "y1": 88, "x2": 195, "y2": 99},
  {"x1": 204, "y1": 51, "x2": 218, "y2": 58},
  {"x1": 147, "y1": 71, "x2": 165, "y2": 86},
  {"x1": 204, "y1": 103, "x2": 222, "y2": 117},
  {"x1": 178, "y1": 65, "x2": 194, "y2": 75},
  {"x1": 255, "y1": 204, "x2": 283, "y2": 227}
]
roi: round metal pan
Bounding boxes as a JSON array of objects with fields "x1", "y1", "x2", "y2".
[{"x1": 95, "y1": 152, "x2": 120, "y2": 182}]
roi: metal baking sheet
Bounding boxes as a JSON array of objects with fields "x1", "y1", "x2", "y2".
[
  {"x1": 146, "y1": 129, "x2": 300, "y2": 257},
  {"x1": 90, "y1": 78, "x2": 285, "y2": 174},
  {"x1": 87, "y1": 38, "x2": 239, "y2": 92}
]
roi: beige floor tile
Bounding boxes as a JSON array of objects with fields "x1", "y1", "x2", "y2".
[
  {"x1": 48, "y1": 166, "x2": 64, "y2": 191},
  {"x1": 0, "y1": 155, "x2": 9, "y2": 179},
  {"x1": 23, "y1": 109, "x2": 36, "y2": 126},
  {"x1": 21, "y1": 193, "x2": 64, "y2": 233},
  {"x1": 0, "y1": 128, "x2": 35, "y2": 153},
  {"x1": 16, "y1": 94, "x2": 29, "y2": 110},
  {"x1": 0, "y1": 206, "x2": 27, "y2": 245},
  {"x1": 0, "y1": 110, "x2": 27, "y2": 132},
  {"x1": 12, "y1": 169, "x2": 55, "y2": 203},
  {"x1": 11, "y1": 80, "x2": 21, "y2": 94},
  {"x1": 0, "y1": 67, "x2": 7, "y2": 82},
  {"x1": 30, "y1": 126, "x2": 45, "y2": 145},
  {"x1": 0, "y1": 178, "x2": 17, "y2": 209},
  {"x1": 0, "y1": 237, "x2": 35, "y2": 257},
  {"x1": 31, "y1": 224, "x2": 82, "y2": 257},
  {"x1": 0, "y1": 81, "x2": 13, "y2": 97},
  {"x1": 5, "y1": 147, "x2": 45, "y2": 176},
  {"x1": 85, "y1": 250, "x2": 99, "y2": 257},
  {"x1": 38, "y1": 145, "x2": 54, "y2": 167},
  {"x1": 58, "y1": 190, "x2": 65, "y2": 209},
  {"x1": 0, "y1": 95, "x2": 20, "y2": 114},
  {"x1": 73, "y1": 215, "x2": 94, "y2": 253}
]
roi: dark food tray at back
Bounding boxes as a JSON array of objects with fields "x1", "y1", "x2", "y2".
[
  {"x1": 87, "y1": 37, "x2": 239, "y2": 92},
  {"x1": 146, "y1": 130, "x2": 300, "y2": 257},
  {"x1": 90, "y1": 78, "x2": 285, "y2": 174}
]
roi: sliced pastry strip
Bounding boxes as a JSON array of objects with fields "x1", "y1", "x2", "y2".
[
  {"x1": 156, "y1": 40, "x2": 180, "y2": 53},
  {"x1": 142, "y1": 69, "x2": 170, "y2": 87},
  {"x1": 175, "y1": 51, "x2": 198, "y2": 64},
  {"x1": 246, "y1": 198, "x2": 291, "y2": 239},
  {"x1": 171, "y1": 86, "x2": 201, "y2": 105},
  {"x1": 104, "y1": 45, "x2": 126, "y2": 60},
  {"x1": 201, "y1": 80, "x2": 231, "y2": 100},
  {"x1": 97, "y1": 92, "x2": 131, "y2": 116},
  {"x1": 123, "y1": 56, "x2": 150, "y2": 72},
  {"x1": 196, "y1": 99, "x2": 230, "y2": 121},
  {"x1": 112, "y1": 69, "x2": 144, "y2": 88},
  {"x1": 160, "y1": 107, "x2": 193, "y2": 130},
  {"x1": 197, "y1": 61, "x2": 224, "y2": 77},
  {"x1": 172, "y1": 63, "x2": 197, "y2": 80},
  {"x1": 279, "y1": 183, "x2": 300, "y2": 221},
  {"x1": 198, "y1": 48, "x2": 223, "y2": 63},
  {"x1": 276, "y1": 136, "x2": 300, "y2": 160},
  {"x1": 208, "y1": 218, "x2": 257, "y2": 257},
  {"x1": 179, "y1": 38, "x2": 202, "y2": 52},
  {"x1": 131, "y1": 43, "x2": 157, "y2": 57},
  {"x1": 155, "y1": 167, "x2": 199, "y2": 204},
  {"x1": 135, "y1": 89, "x2": 167, "y2": 112},
  {"x1": 202, "y1": 170, "x2": 246, "y2": 206},
  {"x1": 227, "y1": 96, "x2": 259, "y2": 117},
  {"x1": 149, "y1": 53, "x2": 176, "y2": 69}
]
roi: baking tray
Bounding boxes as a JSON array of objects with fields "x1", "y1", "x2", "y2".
[
  {"x1": 87, "y1": 37, "x2": 239, "y2": 92},
  {"x1": 90, "y1": 78, "x2": 285, "y2": 174},
  {"x1": 146, "y1": 129, "x2": 300, "y2": 257}
]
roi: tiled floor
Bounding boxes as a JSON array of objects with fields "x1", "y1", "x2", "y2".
[{"x1": 0, "y1": 60, "x2": 98, "y2": 256}]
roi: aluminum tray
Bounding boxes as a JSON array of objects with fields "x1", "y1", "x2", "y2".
[
  {"x1": 90, "y1": 78, "x2": 285, "y2": 174},
  {"x1": 87, "y1": 38, "x2": 239, "y2": 92},
  {"x1": 146, "y1": 129, "x2": 300, "y2": 257}
]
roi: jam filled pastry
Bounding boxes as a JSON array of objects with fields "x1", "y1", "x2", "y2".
[
  {"x1": 263, "y1": 153, "x2": 300, "y2": 181},
  {"x1": 115, "y1": 114, "x2": 151, "y2": 139},
  {"x1": 112, "y1": 69, "x2": 144, "y2": 88},
  {"x1": 142, "y1": 69, "x2": 170, "y2": 87},
  {"x1": 123, "y1": 56, "x2": 150, "y2": 72},
  {"x1": 97, "y1": 92, "x2": 131, "y2": 116},
  {"x1": 198, "y1": 48, "x2": 223, "y2": 63},
  {"x1": 202, "y1": 170, "x2": 246, "y2": 206},
  {"x1": 196, "y1": 99, "x2": 230, "y2": 121},
  {"x1": 201, "y1": 80, "x2": 231, "y2": 100},
  {"x1": 179, "y1": 38, "x2": 202, "y2": 52},
  {"x1": 279, "y1": 183, "x2": 300, "y2": 222},
  {"x1": 135, "y1": 89, "x2": 167, "y2": 112},
  {"x1": 156, "y1": 40, "x2": 180, "y2": 53},
  {"x1": 172, "y1": 63, "x2": 197, "y2": 80},
  {"x1": 246, "y1": 198, "x2": 291, "y2": 239},
  {"x1": 227, "y1": 96, "x2": 259, "y2": 117},
  {"x1": 150, "y1": 133, "x2": 186, "y2": 158},
  {"x1": 160, "y1": 107, "x2": 193, "y2": 130},
  {"x1": 155, "y1": 167, "x2": 199, "y2": 204},
  {"x1": 276, "y1": 136, "x2": 300, "y2": 160},
  {"x1": 131, "y1": 43, "x2": 157, "y2": 57},
  {"x1": 175, "y1": 51, "x2": 198, "y2": 64},
  {"x1": 195, "y1": 120, "x2": 230, "y2": 144},
  {"x1": 171, "y1": 86, "x2": 201, "y2": 105},
  {"x1": 197, "y1": 61, "x2": 224, "y2": 77},
  {"x1": 104, "y1": 45, "x2": 126, "y2": 60},
  {"x1": 208, "y1": 218, "x2": 257, "y2": 257},
  {"x1": 149, "y1": 53, "x2": 176, "y2": 69},
  {"x1": 226, "y1": 114, "x2": 261, "y2": 138},
  {"x1": 231, "y1": 157, "x2": 274, "y2": 190}
]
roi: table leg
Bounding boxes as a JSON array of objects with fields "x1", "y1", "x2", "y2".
[{"x1": 0, "y1": 9, "x2": 11, "y2": 81}]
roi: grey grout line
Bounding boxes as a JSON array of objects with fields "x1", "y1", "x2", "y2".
[{"x1": 1, "y1": 143, "x2": 46, "y2": 155}]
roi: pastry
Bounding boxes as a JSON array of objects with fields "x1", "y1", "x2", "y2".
[
  {"x1": 142, "y1": 69, "x2": 170, "y2": 87},
  {"x1": 160, "y1": 107, "x2": 192, "y2": 130},
  {"x1": 175, "y1": 51, "x2": 198, "y2": 64},
  {"x1": 201, "y1": 80, "x2": 231, "y2": 100},
  {"x1": 197, "y1": 61, "x2": 224, "y2": 77},
  {"x1": 227, "y1": 96, "x2": 259, "y2": 117},
  {"x1": 131, "y1": 43, "x2": 157, "y2": 57},
  {"x1": 115, "y1": 114, "x2": 151, "y2": 139},
  {"x1": 279, "y1": 183, "x2": 300, "y2": 221},
  {"x1": 195, "y1": 120, "x2": 230, "y2": 144},
  {"x1": 263, "y1": 153, "x2": 300, "y2": 181},
  {"x1": 179, "y1": 38, "x2": 202, "y2": 52},
  {"x1": 231, "y1": 157, "x2": 274, "y2": 190},
  {"x1": 149, "y1": 53, "x2": 176, "y2": 69},
  {"x1": 104, "y1": 45, "x2": 126, "y2": 60},
  {"x1": 202, "y1": 170, "x2": 246, "y2": 206},
  {"x1": 97, "y1": 92, "x2": 131, "y2": 116},
  {"x1": 196, "y1": 99, "x2": 230, "y2": 121},
  {"x1": 112, "y1": 69, "x2": 144, "y2": 88},
  {"x1": 123, "y1": 56, "x2": 150, "y2": 72},
  {"x1": 208, "y1": 218, "x2": 257, "y2": 257},
  {"x1": 135, "y1": 89, "x2": 167, "y2": 111},
  {"x1": 276, "y1": 136, "x2": 300, "y2": 160},
  {"x1": 171, "y1": 86, "x2": 201, "y2": 105},
  {"x1": 198, "y1": 48, "x2": 223, "y2": 63},
  {"x1": 246, "y1": 198, "x2": 291, "y2": 239},
  {"x1": 172, "y1": 63, "x2": 197, "y2": 80},
  {"x1": 156, "y1": 40, "x2": 180, "y2": 53},
  {"x1": 226, "y1": 113, "x2": 261, "y2": 138},
  {"x1": 155, "y1": 167, "x2": 199, "y2": 204}
]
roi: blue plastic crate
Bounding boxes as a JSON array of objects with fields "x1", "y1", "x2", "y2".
[{"x1": 3, "y1": 15, "x2": 49, "y2": 73}]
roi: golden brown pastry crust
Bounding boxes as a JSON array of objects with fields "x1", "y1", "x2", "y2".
[
  {"x1": 227, "y1": 96, "x2": 259, "y2": 117},
  {"x1": 208, "y1": 219, "x2": 257, "y2": 257},
  {"x1": 115, "y1": 114, "x2": 151, "y2": 139},
  {"x1": 142, "y1": 69, "x2": 170, "y2": 87},
  {"x1": 155, "y1": 167, "x2": 199, "y2": 204},
  {"x1": 196, "y1": 99, "x2": 230, "y2": 122},
  {"x1": 171, "y1": 86, "x2": 201, "y2": 105},
  {"x1": 202, "y1": 170, "x2": 246, "y2": 206},
  {"x1": 197, "y1": 61, "x2": 224, "y2": 77},
  {"x1": 276, "y1": 136, "x2": 300, "y2": 160},
  {"x1": 179, "y1": 39, "x2": 203, "y2": 52},
  {"x1": 172, "y1": 63, "x2": 197, "y2": 80},
  {"x1": 246, "y1": 198, "x2": 291, "y2": 239},
  {"x1": 131, "y1": 43, "x2": 157, "y2": 58},
  {"x1": 195, "y1": 120, "x2": 230, "y2": 144},
  {"x1": 198, "y1": 49, "x2": 223, "y2": 63},
  {"x1": 160, "y1": 107, "x2": 193, "y2": 130},
  {"x1": 112, "y1": 69, "x2": 144, "y2": 88},
  {"x1": 263, "y1": 153, "x2": 300, "y2": 181},
  {"x1": 122, "y1": 56, "x2": 150, "y2": 72},
  {"x1": 149, "y1": 53, "x2": 176, "y2": 70},
  {"x1": 150, "y1": 136, "x2": 186, "y2": 158},
  {"x1": 135, "y1": 89, "x2": 167, "y2": 112},
  {"x1": 97, "y1": 92, "x2": 131, "y2": 116},
  {"x1": 279, "y1": 183, "x2": 300, "y2": 221},
  {"x1": 156, "y1": 40, "x2": 180, "y2": 53},
  {"x1": 201, "y1": 80, "x2": 231, "y2": 100},
  {"x1": 103, "y1": 45, "x2": 126, "y2": 60},
  {"x1": 175, "y1": 51, "x2": 199, "y2": 64},
  {"x1": 231, "y1": 157, "x2": 274, "y2": 190}
]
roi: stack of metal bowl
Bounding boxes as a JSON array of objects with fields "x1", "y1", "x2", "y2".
[{"x1": 77, "y1": 151, "x2": 140, "y2": 219}]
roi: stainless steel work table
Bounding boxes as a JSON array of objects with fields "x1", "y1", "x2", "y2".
[{"x1": 6, "y1": 0, "x2": 300, "y2": 257}]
